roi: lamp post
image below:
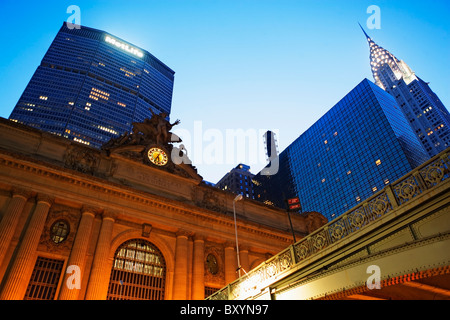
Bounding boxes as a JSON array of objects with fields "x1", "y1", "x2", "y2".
[{"x1": 233, "y1": 194, "x2": 243, "y2": 278}]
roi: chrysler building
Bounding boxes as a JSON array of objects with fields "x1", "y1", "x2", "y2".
[{"x1": 361, "y1": 24, "x2": 450, "y2": 157}]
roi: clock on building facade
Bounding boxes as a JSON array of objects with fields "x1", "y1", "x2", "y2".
[{"x1": 147, "y1": 146, "x2": 169, "y2": 166}]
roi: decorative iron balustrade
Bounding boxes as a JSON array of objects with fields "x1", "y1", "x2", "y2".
[{"x1": 207, "y1": 149, "x2": 450, "y2": 300}]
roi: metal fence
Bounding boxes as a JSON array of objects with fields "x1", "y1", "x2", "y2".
[{"x1": 207, "y1": 149, "x2": 450, "y2": 300}]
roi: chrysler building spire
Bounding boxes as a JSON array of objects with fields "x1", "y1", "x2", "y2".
[
  {"x1": 359, "y1": 24, "x2": 450, "y2": 158},
  {"x1": 359, "y1": 24, "x2": 417, "y2": 90}
]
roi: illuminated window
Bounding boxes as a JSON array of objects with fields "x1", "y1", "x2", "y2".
[
  {"x1": 98, "y1": 125, "x2": 118, "y2": 135},
  {"x1": 120, "y1": 67, "x2": 136, "y2": 77},
  {"x1": 117, "y1": 102, "x2": 126, "y2": 107},
  {"x1": 347, "y1": 170, "x2": 352, "y2": 175},
  {"x1": 39, "y1": 96, "x2": 48, "y2": 100},
  {"x1": 90, "y1": 88, "x2": 110, "y2": 101},
  {"x1": 324, "y1": 140, "x2": 328, "y2": 144},
  {"x1": 372, "y1": 186, "x2": 378, "y2": 192},
  {"x1": 321, "y1": 178, "x2": 326, "y2": 183},
  {"x1": 376, "y1": 159, "x2": 381, "y2": 166},
  {"x1": 356, "y1": 196, "x2": 361, "y2": 202},
  {"x1": 50, "y1": 220, "x2": 70, "y2": 244},
  {"x1": 73, "y1": 137, "x2": 90, "y2": 145},
  {"x1": 107, "y1": 239, "x2": 166, "y2": 300}
]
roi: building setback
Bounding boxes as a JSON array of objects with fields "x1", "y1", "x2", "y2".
[
  {"x1": 9, "y1": 22, "x2": 175, "y2": 148},
  {"x1": 254, "y1": 78, "x2": 429, "y2": 221}
]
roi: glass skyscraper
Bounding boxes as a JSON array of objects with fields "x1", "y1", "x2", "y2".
[
  {"x1": 361, "y1": 26, "x2": 450, "y2": 157},
  {"x1": 254, "y1": 78, "x2": 429, "y2": 221},
  {"x1": 9, "y1": 22, "x2": 175, "y2": 148}
]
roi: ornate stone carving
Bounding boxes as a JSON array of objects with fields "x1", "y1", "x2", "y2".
[
  {"x1": 101, "y1": 110, "x2": 202, "y2": 181},
  {"x1": 36, "y1": 194, "x2": 55, "y2": 206},
  {"x1": 192, "y1": 187, "x2": 227, "y2": 213},
  {"x1": 38, "y1": 207, "x2": 80, "y2": 255},
  {"x1": 176, "y1": 229, "x2": 194, "y2": 239},
  {"x1": 142, "y1": 223, "x2": 152, "y2": 238},
  {"x1": 64, "y1": 146, "x2": 99, "y2": 174},
  {"x1": 304, "y1": 211, "x2": 328, "y2": 234},
  {"x1": 102, "y1": 210, "x2": 119, "y2": 221},
  {"x1": 81, "y1": 205, "x2": 102, "y2": 216},
  {"x1": 11, "y1": 187, "x2": 33, "y2": 200},
  {"x1": 204, "y1": 244, "x2": 225, "y2": 283},
  {"x1": 102, "y1": 109, "x2": 180, "y2": 153}
]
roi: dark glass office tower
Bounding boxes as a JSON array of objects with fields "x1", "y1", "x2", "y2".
[
  {"x1": 9, "y1": 22, "x2": 175, "y2": 148},
  {"x1": 254, "y1": 79, "x2": 429, "y2": 221},
  {"x1": 216, "y1": 163, "x2": 256, "y2": 199},
  {"x1": 361, "y1": 26, "x2": 450, "y2": 157}
]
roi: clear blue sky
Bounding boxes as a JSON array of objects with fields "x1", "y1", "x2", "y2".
[{"x1": 0, "y1": 0, "x2": 449, "y2": 183}]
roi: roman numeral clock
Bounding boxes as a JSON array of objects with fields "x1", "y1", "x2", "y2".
[{"x1": 147, "y1": 146, "x2": 169, "y2": 167}]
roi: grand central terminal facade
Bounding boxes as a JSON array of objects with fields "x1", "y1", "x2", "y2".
[{"x1": 0, "y1": 116, "x2": 326, "y2": 300}]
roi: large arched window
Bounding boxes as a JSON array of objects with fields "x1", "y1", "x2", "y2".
[{"x1": 107, "y1": 239, "x2": 166, "y2": 300}]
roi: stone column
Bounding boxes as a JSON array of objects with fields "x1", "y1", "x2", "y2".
[
  {"x1": 191, "y1": 235, "x2": 205, "y2": 300},
  {"x1": 58, "y1": 206, "x2": 98, "y2": 300},
  {"x1": 0, "y1": 194, "x2": 53, "y2": 300},
  {"x1": 240, "y1": 246, "x2": 250, "y2": 275},
  {"x1": 172, "y1": 230, "x2": 189, "y2": 300},
  {"x1": 224, "y1": 243, "x2": 237, "y2": 284},
  {"x1": 85, "y1": 211, "x2": 115, "y2": 300},
  {"x1": 0, "y1": 188, "x2": 32, "y2": 268}
]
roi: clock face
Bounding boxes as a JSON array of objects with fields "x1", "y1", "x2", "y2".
[
  {"x1": 206, "y1": 254, "x2": 218, "y2": 275},
  {"x1": 147, "y1": 147, "x2": 169, "y2": 166}
]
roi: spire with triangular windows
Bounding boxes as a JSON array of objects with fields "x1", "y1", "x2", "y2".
[{"x1": 359, "y1": 24, "x2": 416, "y2": 90}]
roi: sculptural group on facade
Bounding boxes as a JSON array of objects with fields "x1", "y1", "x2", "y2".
[{"x1": 102, "y1": 108, "x2": 181, "y2": 152}]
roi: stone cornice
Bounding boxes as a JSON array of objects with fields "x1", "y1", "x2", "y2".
[{"x1": 0, "y1": 148, "x2": 294, "y2": 245}]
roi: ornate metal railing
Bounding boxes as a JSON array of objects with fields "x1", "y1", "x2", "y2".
[{"x1": 207, "y1": 149, "x2": 450, "y2": 300}]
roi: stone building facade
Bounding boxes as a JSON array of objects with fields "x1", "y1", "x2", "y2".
[{"x1": 0, "y1": 117, "x2": 326, "y2": 300}]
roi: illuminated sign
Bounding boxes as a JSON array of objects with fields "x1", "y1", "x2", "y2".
[
  {"x1": 287, "y1": 197, "x2": 302, "y2": 212},
  {"x1": 105, "y1": 35, "x2": 144, "y2": 58}
]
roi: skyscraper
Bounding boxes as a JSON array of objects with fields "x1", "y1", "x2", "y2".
[
  {"x1": 253, "y1": 79, "x2": 429, "y2": 221},
  {"x1": 9, "y1": 22, "x2": 175, "y2": 148},
  {"x1": 361, "y1": 25, "x2": 450, "y2": 157},
  {"x1": 216, "y1": 163, "x2": 256, "y2": 199}
]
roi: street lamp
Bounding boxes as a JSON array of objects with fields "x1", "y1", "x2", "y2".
[{"x1": 233, "y1": 194, "x2": 243, "y2": 277}]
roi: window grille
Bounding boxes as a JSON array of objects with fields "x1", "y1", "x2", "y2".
[
  {"x1": 24, "y1": 257, "x2": 64, "y2": 300},
  {"x1": 107, "y1": 239, "x2": 166, "y2": 300}
]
